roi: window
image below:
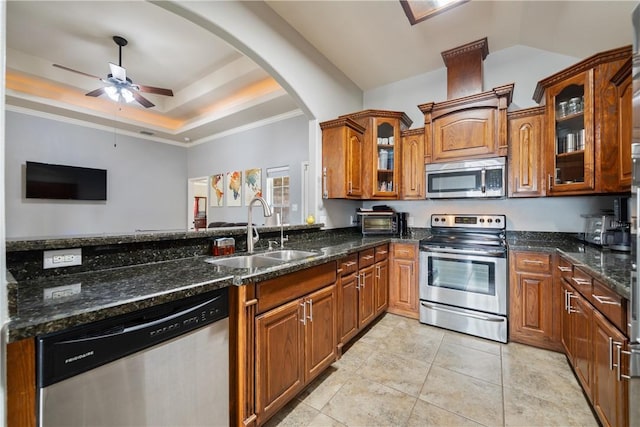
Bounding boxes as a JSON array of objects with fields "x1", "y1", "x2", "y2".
[{"x1": 266, "y1": 166, "x2": 290, "y2": 225}]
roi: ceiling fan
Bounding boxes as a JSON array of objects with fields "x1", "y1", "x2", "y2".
[{"x1": 53, "y1": 35, "x2": 174, "y2": 108}]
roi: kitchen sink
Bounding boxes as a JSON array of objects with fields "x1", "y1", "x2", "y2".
[
  {"x1": 205, "y1": 249, "x2": 318, "y2": 269},
  {"x1": 205, "y1": 255, "x2": 284, "y2": 269},
  {"x1": 259, "y1": 250, "x2": 317, "y2": 261}
]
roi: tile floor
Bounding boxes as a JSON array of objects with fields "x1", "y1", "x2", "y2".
[{"x1": 265, "y1": 313, "x2": 597, "y2": 427}]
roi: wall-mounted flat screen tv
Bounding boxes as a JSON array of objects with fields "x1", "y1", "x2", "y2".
[{"x1": 26, "y1": 161, "x2": 107, "y2": 201}]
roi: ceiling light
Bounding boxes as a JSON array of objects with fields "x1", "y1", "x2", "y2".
[
  {"x1": 104, "y1": 85, "x2": 135, "y2": 104},
  {"x1": 400, "y1": 0, "x2": 469, "y2": 25}
]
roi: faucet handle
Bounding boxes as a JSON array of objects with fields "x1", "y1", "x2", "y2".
[
  {"x1": 252, "y1": 227, "x2": 259, "y2": 245},
  {"x1": 268, "y1": 240, "x2": 279, "y2": 250}
]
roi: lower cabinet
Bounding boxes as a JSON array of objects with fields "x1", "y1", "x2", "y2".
[
  {"x1": 231, "y1": 261, "x2": 338, "y2": 426},
  {"x1": 388, "y1": 242, "x2": 419, "y2": 319},
  {"x1": 509, "y1": 250, "x2": 561, "y2": 351},
  {"x1": 557, "y1": 255, "x2": 630, "y2": 427},
  {"x1": 337, "y1": 245, "x2": 389, "y2": 351},
  {"x1": 255, "y1": 284, "x2": 337, "y2": 422}
]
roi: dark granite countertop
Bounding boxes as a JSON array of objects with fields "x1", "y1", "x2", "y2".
[
  {"x1": 7, "y1": 232, "x2": 420, "y2": 342},
  {"x1": 507, "y1": 232, "x2": 633, "y2": 300}
]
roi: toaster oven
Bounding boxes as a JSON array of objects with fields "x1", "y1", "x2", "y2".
[{"x1": 583, "y1": 214, "x2": 616, "y2": 247}]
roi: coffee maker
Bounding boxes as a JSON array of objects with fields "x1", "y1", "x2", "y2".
[{"x1": 610, "y1": 196, "x2": 631, "y2": 252}]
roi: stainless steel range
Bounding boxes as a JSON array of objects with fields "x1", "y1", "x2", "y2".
[{"x1": 419, "y1": 214, "x2": 508, "y2": 343}]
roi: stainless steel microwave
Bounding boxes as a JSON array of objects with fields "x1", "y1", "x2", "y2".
[{"x1": 425, "y1": 157, "x2": 506, "y2": 199}]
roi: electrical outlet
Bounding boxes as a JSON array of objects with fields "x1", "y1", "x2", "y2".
[
  {"x1": 43, "y1": 283, "x2": 82, "y2": 300},
  {"x1": 44, "y1": 248, "x2": 82, "y2": 269}
]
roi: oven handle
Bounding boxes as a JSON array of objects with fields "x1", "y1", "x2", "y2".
[
  {"x1": 420, "y1": 302, "x2": 505, "y2": 322},
  {"x1": 421, "y1": 246, "x2": 505, "y2": 258}
]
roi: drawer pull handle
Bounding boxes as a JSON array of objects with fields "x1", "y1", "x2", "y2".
[
  {"x1": 377, "y1": 250, "x2": 388, "y2": 255},
  {"x1": 523, "y1": 260, "x2": 545, "y2": 265},
  {"x1": 300, "y1": 301, "x2": 307, "y2": 325},
  {"x1": 362, "y1": 255, "x2": 374, "y2": 260},
  {"x1": 344, "y1": 261, "x2": 357, "y2": 267},
  {"x1": 571, "y1": 277, "x2": 591, "y2": 286},
  {"x1": 617, "y1": 344, "x2": 631, "y2": 381},
  {"x1": 557, "y1": 266, "x2": 572, "y2": 272},
  {"x1": 307, "y1": 299, "x2": 313, "y2": 322},
  {"x1": 592, "y1": 294, "x2": 621, "y2": 306}
]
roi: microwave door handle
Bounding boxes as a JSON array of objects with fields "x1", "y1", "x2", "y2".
[{"x1": 481, "y1": 168, "x2": 486, "y2": 193}]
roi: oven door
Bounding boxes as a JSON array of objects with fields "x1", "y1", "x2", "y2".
[{"x1": 419, "y1": 247, "x2": 507, "y2": 315}]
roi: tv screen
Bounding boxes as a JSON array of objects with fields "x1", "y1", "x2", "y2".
[{"x1": 26, "y1": 161, "x2": 107, "y2": 201}]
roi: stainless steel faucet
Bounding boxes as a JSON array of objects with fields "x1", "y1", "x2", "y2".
[
  {"x1": 279, "y1": 211, "x2": 289, "y2": 248},
  {"x1": 247, "y1": 196, "x2": 273, "y2": 253}
]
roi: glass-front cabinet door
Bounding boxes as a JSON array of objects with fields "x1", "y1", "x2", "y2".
[
  {"x1": 546, "y1": 70, "x2": 595, "y2": 194},
  {"x1": 372, "y1": 119, "x2": 399, "y2": 198}
]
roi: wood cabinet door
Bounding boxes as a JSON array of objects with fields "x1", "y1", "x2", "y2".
[
  {"x1": 545, "y1": 70, "x2": 596, "y2": 195},
  {"x1": 593, "y1": 310, "x2": 628, "y2": 427},
  {"x1": 572, "y1": 293, "x2": 593, "y2": 398},
  {"x1": 304, "y1": 285, "x2": 337, "y2": 382},
  {"x1": 616, "y1": 72, "x2": 632, "y2": 190},
  {"x1": 346, "y1": 126, "x2": 364, "y2": 197},
  {"x1": 508, "y1": 108, "x2": 545, "y2": 197},
  {"x1": 388, "y1": 256, "x2": 418, "y2": 319},
  {"x1": 370, "y1": 118, "x2": 400, "y2": 198},
  {"x1": 255, "y1": 298, "x2": 305, "y2": 421},
  {"x1": 400, "y1": 130, "x2": 425, "y2": 199},
  {"x1": 358, "y1": 265, "x2": 376, "y2": 329},
  {"x1": 510, "y1": 271, "x2": 554, "y2": 346},
  {"x1": 432, "y1": 108, "x2": 496, "y2": 162},
  {"x1": 338, "y1": 273, "x2": 359, "y2": 345},
  {"x1": 374, "y1": 259, "x2": 389, "y2": 316},
  {"x1": 561, "y1": 279, "x2": 574, "y2": 358}
]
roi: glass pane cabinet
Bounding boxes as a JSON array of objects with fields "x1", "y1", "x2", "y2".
[
  {"x1": 546, "y1": 70, "x2": 595, "y2": 194},
  {"x1": 375, "y1": 121, "x2": 397, "y2": 195}
]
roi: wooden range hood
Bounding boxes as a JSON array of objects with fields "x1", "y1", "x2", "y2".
[{"x1": 418, "y1": 37, "x2": 514, "y2": 162}]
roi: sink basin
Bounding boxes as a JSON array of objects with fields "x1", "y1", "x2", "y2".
[
  {"x1": 259, "y1": 250, "x2": 317, "y2": 261},
  {"x1": 206, "y1": 255, "x2": 283, "y2": 269}
]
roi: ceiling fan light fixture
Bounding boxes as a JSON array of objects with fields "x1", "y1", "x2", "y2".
[{"x1": 104, "y1": 85, "x2": 135, "y2": 104}]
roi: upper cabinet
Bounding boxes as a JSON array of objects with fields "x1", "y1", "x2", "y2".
[
  {"x1": 420, "y1": 84, "x2": 514, "y2": 164},
  {"x1": 400, "y1": 128, "x2": 425, "y2": 199},
  {"x1": 507, "y1": 107, "x2": 546, "y2": 197},
  {"x1": 320, "y1": 117, "x2": 365, "y2": 199},
  {"x1": 321, "y1": 110, "x2": 412, "y2": 200},
  {"x1": 533, "y1": 46, "x2": 631, "y2": 195}
]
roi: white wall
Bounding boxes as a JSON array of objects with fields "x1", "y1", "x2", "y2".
[
  {"x1": 187, "y1": 114, "x2": 308, "y2": 226},
  {"x1": 5, "y1": 110, "x2": 188, "y2": 238},
  {"x1": 364, "y1": 196, "x2": 618, "y2": 233}
]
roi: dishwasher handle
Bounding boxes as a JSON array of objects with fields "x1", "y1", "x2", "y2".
[{"x1": 37, "y1": 287, "x2": 229, "y2": 388}]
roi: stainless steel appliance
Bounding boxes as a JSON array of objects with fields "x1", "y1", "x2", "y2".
[
  {"x1": 358, "y1": 208, "x2": 400, "y2": 235},
  {"x1": 37, "y1": 288, "x2": 230, "y2": 427},
  {"x1": 582, "y1": 213, "x2": 617, "y2": 247},
  {"x1": 425, "y1": 157, "x2": 506, "y2": 199},
  {"x1": 630, "y1": 5, "x2": 640, "y2": 424},
  {"x1": 419, "y1": 214, "x2": 508, "y2": 343}
]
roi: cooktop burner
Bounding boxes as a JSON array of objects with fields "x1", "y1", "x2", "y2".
[{"x1": 420, "y1": 214, "x2": 507, "y2": 251}]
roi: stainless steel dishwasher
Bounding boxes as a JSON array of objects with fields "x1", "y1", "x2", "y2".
[{"x1": 37, "y1": 287, "x2": 229, "y2": 427}]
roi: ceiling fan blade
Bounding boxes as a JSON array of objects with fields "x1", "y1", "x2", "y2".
[
  {"x1": 137, "y1": 85, "x2": 174, "y2": 97},
  {"x1": 53, "y1": 64, "x2": 102, "y2": 80},
  {"x1": 85, "y1": 87, "x2": 106, "y2": 97},
  {"x1": 132, "y1": 91, "x2": 155, "y2": 108},
  {"x1": 109, "y1": 62, "x2": 127, "y2": 81}
]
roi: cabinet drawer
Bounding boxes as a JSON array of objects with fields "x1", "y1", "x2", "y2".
[
  {"x1": 513, "y1": 252, "x2": 552, "y2": 273},
  {"x1": 592, "y1": 279, "x2": 627, "y2": 333},
  {"x1": 392, "y1": 243, "x2": 416, "y2": 259},
  {"x1": 556, "y1": 256, "x2": 573, "y2": 279},
  {"x1": 339, "y1": 254, "x2": 358, "y2": 276},
  {"x1": 375, "y1": 244, "x2": 389, "y2": 262},
  {"x1": 359, "y1": 249, "x2": 376, "y2": 267},
  {"x1": 571, "y1": 266, "x2": 593, "y2": 299},
  {"x1": 256, "y1": 262, "x2": 337, "y2": 314}
]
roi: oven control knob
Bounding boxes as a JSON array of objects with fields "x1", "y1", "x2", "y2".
[
  {"x1": 488, "y1": 218, "x2": 493, "y2": 223},
  {"x1": 479, "y1": 218, "x2": 485, "y2": 223},
  {"x1": 441, "y1": 217, "x2": 446, "y2": 222},
  {"x1": 495, "y1": 218, "x2": 501, "y2": 223},
  {"x1": 434, "y1": 218, "x2": 439, "y2": 222}
]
